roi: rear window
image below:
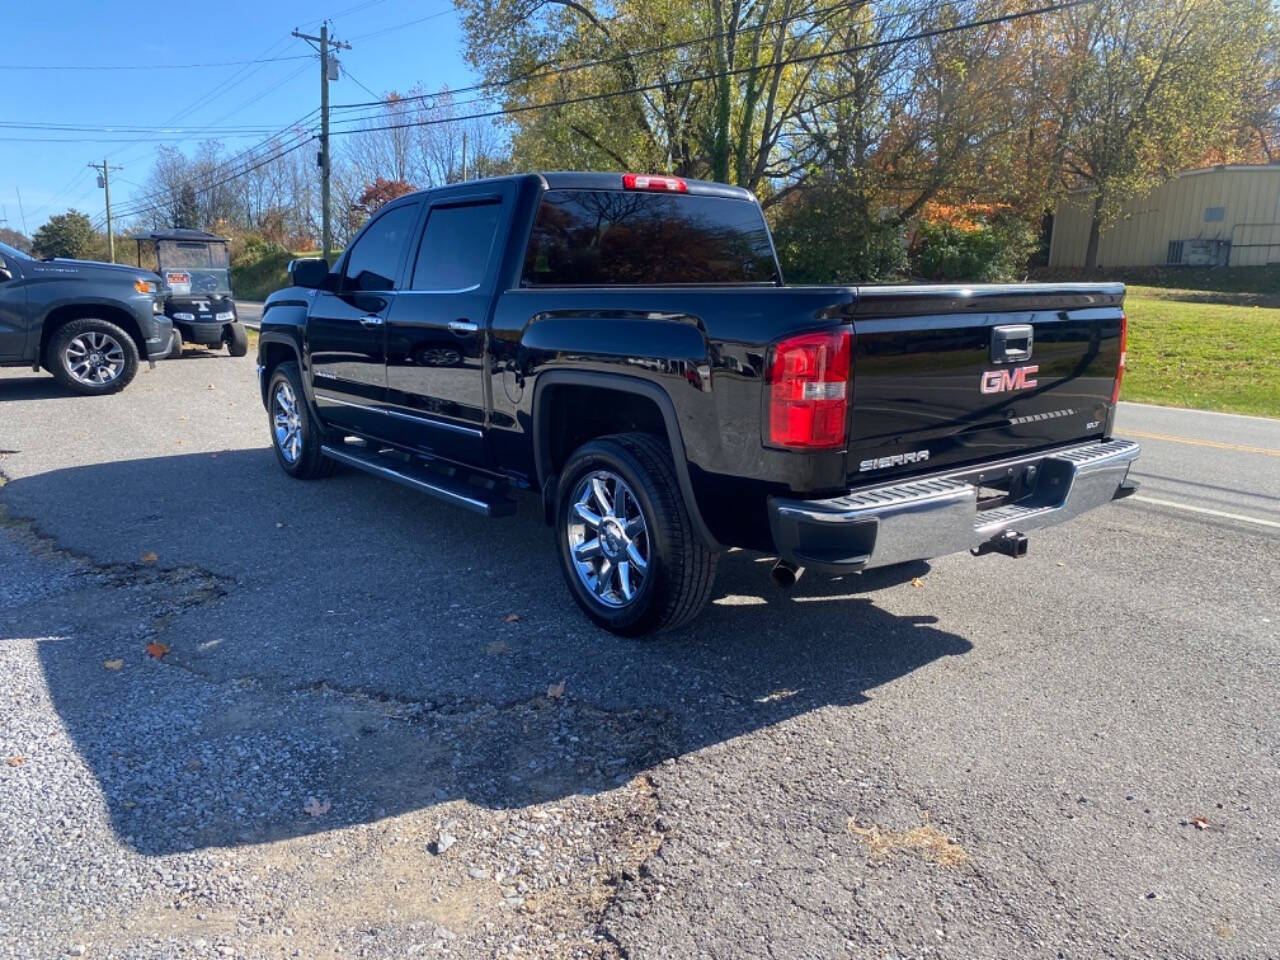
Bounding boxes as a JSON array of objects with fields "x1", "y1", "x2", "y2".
[{"x1": 522, "y1": 189, "x2": 778, "y2": 285}]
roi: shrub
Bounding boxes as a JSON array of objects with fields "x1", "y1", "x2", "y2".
[
  {"x1": 230, "y1": 234, "x2": 294, "y2": 300},
  {"x1": 769, "y1": 183, "x2": 907, "y2": 284},
  {"x1": 912, "y1": 214, "x2": 1037, "y2": 283}
]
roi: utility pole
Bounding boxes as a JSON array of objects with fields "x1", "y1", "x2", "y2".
[
  {"x1": 461, "y1": 130, "x2": 467, "y2": 183},
  {"x1": 15, "y1": 188, "x2": 28, "y2": 235},
  {"x1": 293, "y1": 22, "x2": 351, "y2": 263},
  {"x1": 88, "y1": 159, "x2": 123, "y2": 262}
]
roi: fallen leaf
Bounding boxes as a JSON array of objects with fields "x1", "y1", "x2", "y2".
[
  {"x1": 502, "y1": 613, "x2": 521, "y2": 623},
  {"x1": 1190, "y1": 816, "x2": 1210, "y2": 830},
  {"x1": 910, "y1": 577, "x2": 925, "y2": 588},
  {"x1": 139, "y1": 551, "x2": 158, "y2": 565},
  {"x1": 303, "y1": 796, "x2": 331, "y2": 817},
  {"x1": 146, "y1": 642, "x2": 170, "y2": 659},
  {"x1": 547, "y1": 680, "x2": 566, "y2": 699},
  {"x1": 6, "y1": 756, "x2": 25, "y2": 767},
  {"x1": 103, "y1": 658, "x2": 124, "y2": 670},
  {"x1": 485, "y1": 640, "x2": 510, "y2": 656}
]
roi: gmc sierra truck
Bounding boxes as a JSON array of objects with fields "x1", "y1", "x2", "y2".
[
  {"x1": 0, "y1": 239, "x2": 174, "y2": 394},
  {"x1": 257, "y1": 172, "x2": 1139, "y2": 635}
]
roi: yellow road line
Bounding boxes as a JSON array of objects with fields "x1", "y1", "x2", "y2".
[{"x1": 1123, "y1": 429, "x2": 1280, "y2": 458}]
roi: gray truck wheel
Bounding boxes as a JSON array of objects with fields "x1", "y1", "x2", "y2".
[
  {"x1": 556, "y1": 432, "x2": 718, "y2": 636},
  {"x1": 47, "y1": 318, "x2": 140, "y2": 396},
  {"x1": 267, "y1": 362, "x2": 335, "y2": 479},
  {"x1": 225, "y1": 322, "x2": 249, "y2": 357}
]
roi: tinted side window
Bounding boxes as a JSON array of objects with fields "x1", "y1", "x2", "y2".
[
  {"x1": 342, "y1": 204, "x2": 419, "y2": 292},
  {"x1": 521, "y1": 190, "x2": 778, "y2": 285},
  {"x1": 412, "y1": 202, "x2": 502, "y2": 290}
]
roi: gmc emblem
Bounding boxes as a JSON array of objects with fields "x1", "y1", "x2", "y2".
[{"x1": 980, "y1": 364, "x2": 1039, "y2": 394}]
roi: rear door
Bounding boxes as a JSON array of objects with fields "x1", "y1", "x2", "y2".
[
  {"x1": 846, "y1": 284, "x2": 1125, "y2": 485},
  {"x1": 383, "y1": 184, "x2": 511, "y2": 465},
  {"x1": 307, "y1": 200, "x2": 422, "y2": 436}
]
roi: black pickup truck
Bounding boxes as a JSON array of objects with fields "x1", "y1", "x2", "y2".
[
  {"x1": 258, "y1": 172, "x2": 1139, "y2": 635},
  {"x1": 1, "y1": 240, "x2": 174, "y2": 394}
]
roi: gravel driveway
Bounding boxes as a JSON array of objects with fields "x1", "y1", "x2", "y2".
[{"x1": 1, "y1": 354, "x2": 1277, "y2": 959}]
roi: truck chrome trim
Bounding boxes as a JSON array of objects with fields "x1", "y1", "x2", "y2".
[
  {"x1": 320, "y1": 443, "x2": 496, "y2": 516},
  {"x1": 385, "y1": 406, "x2": 484, "y2": 437},
  {"x1": 769, "y1": 439, "x2": 1140, "y2": 572}
]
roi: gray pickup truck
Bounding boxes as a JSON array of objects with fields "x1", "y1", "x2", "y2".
[{"x1": 0, "y1": 240, "x2": 174, "y2": 394}]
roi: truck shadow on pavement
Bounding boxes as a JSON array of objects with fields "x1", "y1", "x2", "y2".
[{"x1": 5, "y1": 448, "x2": 971, "y2": 856}]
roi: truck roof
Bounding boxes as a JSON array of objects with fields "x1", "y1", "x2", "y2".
[
  {"x1": 137, "y1": 228, "x2": 229, "y2": 243},
  {"x1": 391, "y1": 172, "x2": 758, "y2": 204}
]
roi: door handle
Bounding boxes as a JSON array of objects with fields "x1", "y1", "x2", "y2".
[
  {"x1": 448, "y1": 319, "x2": 478, "y2": 335},
  {"x1": 358, "y1": 315, "x2": 384, "y2": 328}
]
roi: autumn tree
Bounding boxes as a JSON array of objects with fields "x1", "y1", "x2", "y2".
[{"x1": 356, "y1": 177, "x2": 417, "y2": 215}]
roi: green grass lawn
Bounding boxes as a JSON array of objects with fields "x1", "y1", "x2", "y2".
[{"x1": 1123, "y1": 286, "x2": 1280, "y2": 417}]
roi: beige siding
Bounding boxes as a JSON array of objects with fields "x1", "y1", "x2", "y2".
[{"x1": 1048, "y1": 166, "x2": 1280, "y2": 268}]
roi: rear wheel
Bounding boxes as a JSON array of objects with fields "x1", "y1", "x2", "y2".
[
  {"x1": 268, "y1": 362, "x2": 335, "y2": 479},
  {"x1": 47, "y1": 318, "x2": 139, "y2": 395},
  {"x1": 225, "y1": 322, "x2": 249, "y2": 357},
  {"x1": 555, "y1": 433, "x2": 718, "y2": 636}
]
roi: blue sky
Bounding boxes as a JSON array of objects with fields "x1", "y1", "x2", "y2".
[{"x1": 3, "y1": 0, "x2": 477, "y2": 235}]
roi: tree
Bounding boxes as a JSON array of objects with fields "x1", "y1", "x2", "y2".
[
  {"x1": 174, "y1": 183, "x2": 200, "y2": 229},
  {"x1": 32, "y1": 210, "x2": 96, "y2": 260},
  {"x1": 0, "y1": 227, "x2": 31, "y2": 252},
  {"x1": 356, "y1": 177, "x2": 417, "y2": 216},
  {"x1": 1052, "y1": 0, "x2": 1275, "y2": 267}
]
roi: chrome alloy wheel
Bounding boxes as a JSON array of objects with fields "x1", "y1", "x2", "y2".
[
  {"x1": 272, "y1": 380, "x2": 303, "y2": 464},
  {"x1": 566, "y1": 470, "x2": 650, "y2": 608},
  {"x1": 64, "y1": 331, "x2": 125, "y2": 385}
]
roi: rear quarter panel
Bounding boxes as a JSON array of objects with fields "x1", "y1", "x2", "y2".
[{"x1": 489, "y1": 286, "x2": 858, "y2": 545}]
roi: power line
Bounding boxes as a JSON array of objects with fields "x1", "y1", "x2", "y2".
[
  {"x1": 0, "y1": 131, "x2": 311, "y2": 144},
  {"x1": 106, "y1": 108, "x2": 320, "y2": 219},
  {"x1": 0, "y1": 121, "x2": 295, "y2": 133},
  {"x1": 103, "y1": 34, "x2": 300, "y2": 168},
  {"x1": 0, "y1": 54, "x2": 314, "y2": 71},
  {"x1": 328, "y1": 0, "x2": 961, "y2": 115},
  {"x1": 338, "y1": 64, "x2": 385, "y2": 103},
  {"x1": 346, "y1": 7, "x2": 455, "y2": 42},
  {"x1": 108, "y1": 137, "x2": 316, "y2": 224},
  {"x1": 328, "y1": 0, "x2": 1094, "y2": 140}
]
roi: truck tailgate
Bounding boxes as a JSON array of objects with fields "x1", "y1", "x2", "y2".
[{"x1": 847, "y1": 283, "x2": 1125, "y2": 484}]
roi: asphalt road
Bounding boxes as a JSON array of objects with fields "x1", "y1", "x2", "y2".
[
  {"x1": 1, "y1": 355, "x2": 1276, "y2": 960},
  {"x1": 235, "y1": 301, "x2": 263, "y2": 329}
]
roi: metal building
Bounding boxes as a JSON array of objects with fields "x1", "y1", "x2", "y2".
[{"x1": 1048, "y1": 164, "x2": 1280, "y2": 268}]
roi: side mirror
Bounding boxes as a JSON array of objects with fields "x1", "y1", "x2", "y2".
[{"x1": 289, "y1": 257, "x2": 331, "y2": 290}]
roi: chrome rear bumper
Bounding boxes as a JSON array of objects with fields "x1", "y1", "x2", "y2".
[{"x1": 768, "y1": 438, "x2": 1140, "y2": 572}]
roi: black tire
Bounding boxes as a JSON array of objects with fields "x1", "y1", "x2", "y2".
[
  {"x1": 46, "y1": 317, "x2": 140, "y2": 396},
  {"x1": 167, "y1": 328, "x2": 184, "y2": 359},
  {"x1": 267, "y1": 362, "x2": 335, "y2": 479},
  {"x1": 225, "y1": 322, "x2": 249, "y2": 357},
  {"x1": 555, "y1": 432, "x2": 718, "y2": 636}
]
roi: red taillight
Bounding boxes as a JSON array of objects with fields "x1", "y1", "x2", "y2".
[
  {"x1": 1111, "y1": 312, "x2": 1127, "y2": 405},
  {"x1": 622, "y1": 173, "x2": 687, "y2": 193},
  {"x1": 766, "y1": 329, "x2": 851, "y2": 450}
]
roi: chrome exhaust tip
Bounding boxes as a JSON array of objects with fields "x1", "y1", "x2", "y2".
[{"x1": 770, "y1": 559, "x2": 802, "y2": 588}]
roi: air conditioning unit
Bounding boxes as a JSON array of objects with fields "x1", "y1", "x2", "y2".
[{"x1": 1168, "y1": 238, "x2": 1229, "y2": 266}]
